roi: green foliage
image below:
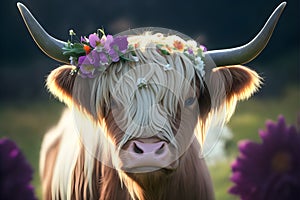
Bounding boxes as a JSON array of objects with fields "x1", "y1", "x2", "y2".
[
  {"x1": 62, "y1": 42, "x2": 86, "y2": 57},
  {"x1": 209, "y1": 159, "x2": 238, "y2": 200}
]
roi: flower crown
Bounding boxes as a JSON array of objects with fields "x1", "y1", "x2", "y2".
[{"x1": 62, "y1": 29, "x2": 206, "y2": 78}]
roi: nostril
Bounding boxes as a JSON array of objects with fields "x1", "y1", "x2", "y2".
[
  {"x1": 155, "y1": 143, "x2": 165, "y2": 155},
  {"x1": 130, "y1": 141, "x2": 167, "y2": 155},
  {"x1": 133, "y1": 142, "x2": 144, "y2": 154}
]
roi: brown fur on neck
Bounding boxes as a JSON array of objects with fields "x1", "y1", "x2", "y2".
[
  {"x1": 117, "y1": 139, "x2": 214, "y2": 200},
  {"x1": 65, "y1": 138, "x2": 214, "y2": 200}
]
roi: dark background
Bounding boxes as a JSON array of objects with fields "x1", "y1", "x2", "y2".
[{"x1": 0, "y1": 0, "x2": 299, "y2": 101}]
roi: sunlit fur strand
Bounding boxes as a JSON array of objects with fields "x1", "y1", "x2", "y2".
[
  {"x1": 46, "y1": 65, "x2": 76, "y2": 106},
  {"x1": 209, "y1": 65, "x2": 262, "y2": 122}
]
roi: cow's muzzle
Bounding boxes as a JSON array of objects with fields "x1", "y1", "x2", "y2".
[{"x1": 120, "y1": 138, "x2": 177, "y2": 173}]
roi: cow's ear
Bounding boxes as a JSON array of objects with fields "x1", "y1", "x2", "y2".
[
  {"x1": 46, "y1": 65, "x2": 77, "y2": 105},
  {"x1": 212, "y1": 65, "x2": 262, "y2": 100}
]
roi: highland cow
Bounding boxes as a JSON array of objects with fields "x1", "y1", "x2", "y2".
[{"x1": 18, "y1": 2, "x2": 286, "y2": 200}]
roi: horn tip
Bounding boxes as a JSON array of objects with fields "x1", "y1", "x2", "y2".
[
  {"x1": 277, "y1": 2, "x2": 287, "y2": 12},
  {"x1": 280, "y1": 2, "x2": 287, "y2": 7},
  {"x1": 17, "y1": 2, "x2": 25, "y2": 11},
  {"x1": 17, "y1": 2, "x2": 29, "y2": 17}
]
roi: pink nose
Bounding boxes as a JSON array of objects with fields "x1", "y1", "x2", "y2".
[
  {"x1": 131, "y1": 140, "x2": 167, "y2": 155},
  {"x1": 122, "y1": 140, "x2": 173, "y2": 172}
]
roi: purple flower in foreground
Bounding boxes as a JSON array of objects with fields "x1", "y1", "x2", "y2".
[
  {"x1": 229, "y1": 116, "x2": 300, "y2": 200},
  {"x1": 0, "y1": 138, "x2": 36, "y2": 200}
]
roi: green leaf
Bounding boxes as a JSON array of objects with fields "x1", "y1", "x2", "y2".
[
  {"x1": 73, "y1": 43, "x2": 84, "y2": 48},
  {"x1": 62, "y1": 42, "x2": 85, "y2": 57},
  {"x1": 197, "y1": 48, "x2": 204, "y2": 57},
  {"x1": 160, "y1": 49, "x2": 170, "y2": 55}
]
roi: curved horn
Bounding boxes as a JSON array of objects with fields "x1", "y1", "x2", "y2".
[
  {"x1": 17, "y1": 3, "x2": 69, "y2": 63},
  {"x1": 205, "y1": 2, "x2": 286, "y2": 66}
]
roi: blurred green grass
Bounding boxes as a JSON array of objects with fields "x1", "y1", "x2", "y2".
[
  {"x1": 0, "y1": 86, "x2": 299, "y2": 199},
  {"x1": 0, "y1": 100, "x2": 64, "y2": 198}
]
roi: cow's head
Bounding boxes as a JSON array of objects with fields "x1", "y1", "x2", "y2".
[{"x1": 18, "y1": 2, "x2": 286, "y2": 198}]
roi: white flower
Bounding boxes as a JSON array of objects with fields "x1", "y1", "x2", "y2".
[
  {"x1": 69, "y1": 56, "x2": 76, "y2": 65},
  {"x1": 194, "y1": 56, "x2": 205, "y2": 77},
  {"x1": 131, "y1": 55, "x2": 139, "y2": 62},
  {"x1": 186, "y1": 40, "x2": 198, "y2": 49},
  {"x1": 163, "y1": 64, "x2": 172, "y2": 71},
  {"x1": 137, "y1": 78, "x2": 148, "y2": 88}
]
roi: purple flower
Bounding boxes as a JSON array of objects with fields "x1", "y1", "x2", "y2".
[
  {"x1": 187, "y1": 47, "x2": 193, "y2": 55},
  {"x1": 103, "y1": 34, "x2": 114, "y2": 50},
  {"x1": 0, "y1": 138, "x2": 36, "y2": 200},
  {"x1": 80, "y1": 36, "x2": 87, "y2": 43},
  {"x1": 89, "y1": 33, "x2": 101, "y2": 48},
  {"x1": 104, "y1": 35, "x2": 128, "y2": 62},
  {"x1": 90, "y1": 50, "x2": 109, "y2": 67},
  {"x1": 111, "y1": 36, "x2": 129, "y2": 53},
  {"x1": 89, "y1": 50, "x2": 100, "y2": 66},
  {"x1": 229, "y1": 116, "x2": 300, "y2": 199},
  {"x1": 103, "y1": 35, "x2": 118, "y2": 62},
  {"x1": 99, "y1": 51, "x2": 108, "y2": 64},
  {"x1": 78, "y1": 56, "x2": 96, "y2": 78},
  {"x1": 200, "y1": 45, "x2": 207, "y2": 52},
  {"x1": 108, "y1": 48, "x2": 120, "y2": 62}
]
